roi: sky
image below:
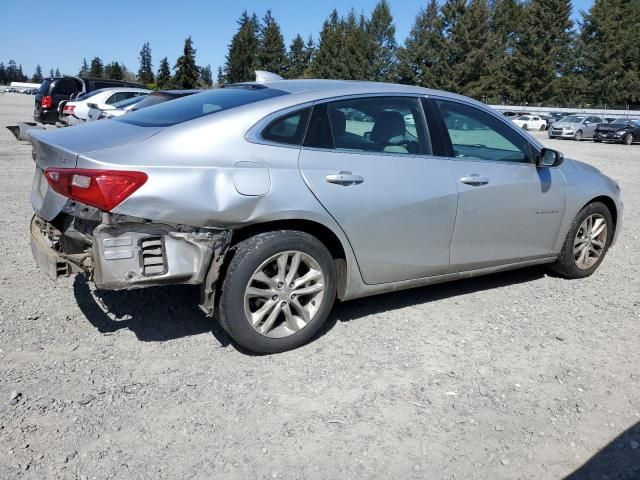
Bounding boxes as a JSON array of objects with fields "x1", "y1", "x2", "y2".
[{"x1": 1, "y1": 0, "x2": 595, "y2": 79}]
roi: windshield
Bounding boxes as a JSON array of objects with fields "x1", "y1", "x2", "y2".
[
  {"x1": 562, "y1": 115, "x2": 585, "y2": 123},
  {"x1": 112, "y1": 95, "x2": 146, "y2": 109},
  {"x1": 117, "y1": 87, "x2": 289, "y2": 127},
  {"x1": 516, "y1": 116, "x2": 531, "y2": 120}
]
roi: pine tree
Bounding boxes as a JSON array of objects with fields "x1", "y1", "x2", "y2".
[
  {"x1": 368, "y1": 0, "x2": 397, "y2": 81},
  {"x1": 49, "y1": 68, "x2": 54, "y2": 78},
  {"x1": 174, "y1": 36, "x2": 199, "y2": 88},
  {"x1": 395, "y1": 0, "x2": 445, "y2": 88},
  {"x1": 310, "y1": 10, "x2": 345, "y2": 78},
  {"x1": 32, "y1": 65, "x2": 43, "y2": 83},
  {"x1": 580, "y1": 0, "x2": 640, "y2": 106},
  {"x1": 54, "y1": 68, "x2": 61, "y2": 77},
  {"x1": 258, "y1": 10, "x2": 287, "y2": 76},
  {"x1": 104, "y1": 62, "x2": 124, "y2": 80},
  {"x1": 79, "y1": 58, "x2": 89, "y2": 78},
  {"x1": 137, "y1": 42, "x2": 154, "y2": 85},
  {"x1": 0, "y1": 63, "x2": 6, "y2": 85},
  {"x1": 342, "y1": 11, "x2": 372, "y2": 80},
  {"x1": 304, "y1": 35, "x2": 316, "y2": 68},
  {"x1": 89, "y1": 57, "x2": 104, "y2": 78},
  {"x1": 287, "y1": 34, "x2": 307, "y2": 79},
  {"x1": 224, "y1": 11, "x2": 260, "y2": 83},
  {"x1": 216, "y1": 66, "x2": 225, "y2": 85},
  {"x1": 156, "y1": 57, "x2": 172, "y2": 88},
  {"x1": 200, "y1": 64, "x2": 213, "y2": 87}
]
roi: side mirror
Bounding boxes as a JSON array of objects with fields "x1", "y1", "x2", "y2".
[{"x1": 538, "y1": 148, "x2": 564, "y2": 167}]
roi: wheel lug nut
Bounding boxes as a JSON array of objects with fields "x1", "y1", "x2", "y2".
[
  {"x1": 272, "y1": 295, "x2": 278, "y2": 301},
  {"x1": 289, "y1": 283, "x2": 294, "y2": 288},
  {"x1": 291, "y1": 294, "x2": 297, "y2": 300},
  {"x1": 277, "y1": 282, "x2": 284, "y2": 289},
  {"x1": 281, "y1": 301, "x2": 287, "y2": 307}
]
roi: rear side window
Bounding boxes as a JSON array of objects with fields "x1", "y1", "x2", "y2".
[
  {"x1": 261, "y1": 108, "x2": 311, "y2": 145},
  {"x1": 53, "y1": 79, "x2": 79, "y2": 96},
  {"x1": 117, "y1": 87, "x2": 288, "y2": 127}
]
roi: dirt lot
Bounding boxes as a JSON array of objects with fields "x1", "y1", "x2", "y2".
[{"x1": 1, "y1": 93, "x2": 639, "y2": 479}]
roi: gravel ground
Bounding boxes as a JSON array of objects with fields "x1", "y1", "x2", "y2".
[{"x1": 1, "y1": 93, "x2": 639, "y2": 480}]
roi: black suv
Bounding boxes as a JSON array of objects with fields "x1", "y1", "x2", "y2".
[
  {"x1": 594, "y1": 118, "x2": 640, "y2": 145},
  {"x1": 34, "y1": 77, "x2": 144, "y2": 124}
]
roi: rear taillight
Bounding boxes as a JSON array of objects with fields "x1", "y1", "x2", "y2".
[
  {"x1": 62, "y1": 104, "x2": 75, "y2": 114},
  {"x1": 44, "y1": 168, "x2": 148, "y2": 212},
  {"x1": 41, "y1": 95, "x2": 53, "y2": 109}
]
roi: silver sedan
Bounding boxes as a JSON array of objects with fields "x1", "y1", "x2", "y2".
[{"x1": 29, "y1": 75, "x2": 623, "y2": 353}]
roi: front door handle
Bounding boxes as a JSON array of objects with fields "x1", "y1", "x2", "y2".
[
  {"x1": 325, "y1": 171, "x2": 364, "y2": 186},
  {"x1": 460, "y1": 174, "x2": 489, "y2": 186}
]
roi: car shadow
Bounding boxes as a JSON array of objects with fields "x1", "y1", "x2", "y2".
[
  {"x1": 564, "y1": 421, "x2": 640, "y2": 479},
  {"x1": 74, "y1": 265, "x2": 548, "y2": 352}
]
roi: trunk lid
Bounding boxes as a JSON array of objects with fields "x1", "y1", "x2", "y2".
[{"x1": 30, "y1": 121, "x2": 162, "y2": 221}]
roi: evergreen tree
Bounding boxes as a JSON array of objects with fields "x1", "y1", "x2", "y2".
[
  {"x1": 79, "y1": 58, "x2": 89, "y2": 77},
  {"x1": 138, "y1": 42, "x2": 154, "y2": 84},
  {"x1": 54, "y1": 67, "x2": 61, "y2": 77},
  {"x1": 49, "y1": 68, "x2": 54, "y2": 77},
  {"x1": 304, "y1": 35, "x2": 316, "y2": 68},
  {"x1": 310, "y1": 10, "x2": 345, "y2": 78},
  {"x1": 258, "y1": 10, "x2": 287, "y2": 76},
  {"x1": 90, "y1": 57, "x2": 104, "y2": 78},
  {"x1": 32, "y1": 65, "x2": 43, "y2": 83},
  {"x1": 0, "y1": 63, "x2": 6, "y2": 85},
  {"x1": 156, "y1": 57, "x2": 172, "y2": 88},
  {"x1": 174, "y1": 36, "x2": 199, "y2": 89},
  {"x1": 342, "y1": 10, "x2": 373, "y2": 79},
  {"x1": 104, "y1": 61, "x2": 124, "y2": 80},
  {"x1": 200, "y1": 64, "x2": 213, "y2": 87},
  {"x1": 395, "y1": 0, "x2": 445, "y2": 88},
  {"x1": 368, "y1": 0, "x2": 397, "y2": 81},
  {"x1": 287, "y1": 34, "x2": 307, "y2": 79},
  {"x1": 224, "y1": 11, "x2": 260, "y2": 83},
  {"x1": 216, "y1": 66, "x2": 225, "y2": 85},
  {"x1": 580, "y1": 0, "x2": 640, "y2": 106}
]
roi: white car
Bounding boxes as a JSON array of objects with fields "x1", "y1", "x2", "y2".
[
  {"x1": 512, "y1": 115, "x2": 547, "y2": 131},
  {"x1": 61, "y1": 87, "x2": 150, "y2": 126},
  {"x1": 86, "y1": 95, "x2": 147, "y2": 122}
]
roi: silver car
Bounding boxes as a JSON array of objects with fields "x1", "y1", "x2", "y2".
[
  {"x1": 29, "y1": 76, "x2": 623, "y2": 353},
  {"x1": 548, "y1": 114, "x2": 604, "y2": 140}
]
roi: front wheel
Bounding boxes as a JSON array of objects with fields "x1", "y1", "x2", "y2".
[
  {"x1": 573, "y1": 130, "x2": 583, "y2": 141},
  {"x1": 549, "y1": 202, "x2": 613, "y2": 278},
  {"x1": 624, "y1": 133, "x2": 633, "y2": 145},
  {"x1": 218, "y1": 231, "x2": 336, "y2": 353},
  {"x1": 539, "y1": 124, "x2": 546, "y2": 131},
  {"x1": 522, "y1": 124, "x2": 528, "y2": 130}
]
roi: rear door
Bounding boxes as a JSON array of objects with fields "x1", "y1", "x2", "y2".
[
  {"x1": 298, "y1": 96, "x2": 459, "y2": 285},
  {"x1": 424, "y1": 98, "x2": 566, "y2": 270}
]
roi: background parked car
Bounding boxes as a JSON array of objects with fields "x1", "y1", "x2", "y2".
[
  {"x1": 34, "y1": 76, "x2": 144, "y2": 125},
  {"x1": 548, "y1": 114, "x2": 603, "y2": 140},
  {"x1": 594, "y1": 118, "x2": 640, "y2": 145},
  {"x1": 87, "y1": 95, "x2": 147, "y2": 121},
  {"x1": 61, "y1": 88, "x2": 150, "y2": 125},
  {"x1": 501, "y1": 110, "x2": 530, "y2": 119},
  {"x1": 513, "y1": 115, "x2": 547, "y2": 130},
  {"x1": 128, "y1": 89, "x2": 202, "y2": 112}
]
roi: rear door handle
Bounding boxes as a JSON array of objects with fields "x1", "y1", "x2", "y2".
[
  {"x1": 460, "y1": 174, "x2": 489, "y2": 186},
  {"x1": 325, "y1": 171, "x2": 364, "y2": 186}
]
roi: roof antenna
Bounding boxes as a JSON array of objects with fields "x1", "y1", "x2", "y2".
[{"x1": 255, "y1": 71, "x2": 284, "y2": 83}]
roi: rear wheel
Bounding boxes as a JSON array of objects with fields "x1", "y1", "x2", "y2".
[
  {"x1": 549, "y1": 202, "x2": 612, "y2": 278},
  {"x1": 573, "y1": 130, "x2": 583, "y2": 141},
  {"x1": 218, "y1": 231, "x2": 336, "y2": 353},
  {"x1": 539, "y1": 124, "x2": 546, "y2": 131},
  {"x1": 624, "y1": 133, "x2": 633, "y2": 145},
  {"x1": 522, "y1": 124, "x2": 528, "y2": 130}
]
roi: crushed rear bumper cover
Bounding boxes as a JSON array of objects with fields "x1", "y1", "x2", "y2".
[{"x1": 30, "y1": 215, "x2": 231, "y2": 312}]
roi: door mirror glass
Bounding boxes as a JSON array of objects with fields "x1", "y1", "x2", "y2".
[{"x1": 538, "y1": 148, "x2": 564, "y2": 167}]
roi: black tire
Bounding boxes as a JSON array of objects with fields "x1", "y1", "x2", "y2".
[
  {"x1": 624, "y1": 133, "x2": 633, "y2": 145},
  {"x1": 573, "y1": 130, "x2": 583, "y2": 141},
  {"x1": 539, "y1": 124, "x2": 546, "y2": 131},
  {"x1": 522, "y1": 124, "x2": 528, "y2": 130},
  {"x1": 593, "y1": 138, "x2": 602, "y2": 143},
  {"x1": 218, "y1": 231, "x2": 336, "y2": 354},
  {"x1": 549, "y1": 202, "x2": 613, "y2": 279}
]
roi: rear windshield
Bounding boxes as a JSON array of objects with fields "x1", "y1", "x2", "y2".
[
  {"x1": 38, "y1": 80, "x2": 52, "y2": 95},
  {"x1": 112, "y1": 95, "x2": 146, "y2": 109},
  {"x1": 116, "y1": 87, "x2": 288, "y2": 127}
]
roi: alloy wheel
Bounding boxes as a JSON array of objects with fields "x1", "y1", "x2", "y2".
[
  {"x1": 573, "y1": 214, "x2": 607, "y2": 270},
  {"x1": 244, "y1": 251, "x2": 325, "y2": 338}
]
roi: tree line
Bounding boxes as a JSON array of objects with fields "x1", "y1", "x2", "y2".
[{"x1": 3, "y1": 0, "x2": 638, "y2": 107}]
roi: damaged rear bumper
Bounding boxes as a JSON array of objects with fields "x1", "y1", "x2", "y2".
[{"x1": 30, "y1": 215, "x2": 230, "y2": 302}]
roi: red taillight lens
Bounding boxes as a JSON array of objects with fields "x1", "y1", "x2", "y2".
[
  {"x1": 41, "y1": 95, "x2": 53, "y2": 109},
  {"x1": 44, "y1": 168, "x2": 148, "y2": 212},
  {"x1": 63, "y1": 104, "x2": 75, "y2": 114}
]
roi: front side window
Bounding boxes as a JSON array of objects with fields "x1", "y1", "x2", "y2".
[
  {"x1": 433, "y1": 99, "x2": 531, "y2": 163},
  {"x1": 261, "y1": 108, "x2": 311, "y2": 145},
  {"x1": 303, "y1": 96, "x2": 428, "y2": 155}
]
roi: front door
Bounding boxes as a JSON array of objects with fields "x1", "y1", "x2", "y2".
[
  {"x1": 299, "y1": 96, "x2": 459, "y2": 285},
  {"x1": 426, "y1": 98, "x2": 566, "y2": 270}
]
